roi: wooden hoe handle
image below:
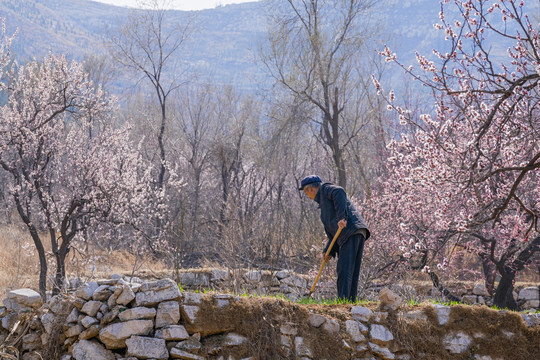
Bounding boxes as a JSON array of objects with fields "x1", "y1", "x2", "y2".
[{"x1": 307, "y1": 226, "x2": 343, "y2": 297}]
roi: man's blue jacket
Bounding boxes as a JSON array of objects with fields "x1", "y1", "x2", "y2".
[{"x1": 314, "y1": 183, "x2": 370, "y2": 257}]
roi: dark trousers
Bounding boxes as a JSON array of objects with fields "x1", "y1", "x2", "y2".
[{"x1": 336, "y1": 233, "x2": 365, "y2": 302}]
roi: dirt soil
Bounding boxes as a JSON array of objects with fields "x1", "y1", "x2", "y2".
[
  {"x1": 188, "y1": 295, "x2": 361, "y2": 360},
  {"x1": 391, "y1": 304, "x2": 540, "y2": 360},
  {"x1": 187, "y1": 294, "x2": 540, "y2": 360}
]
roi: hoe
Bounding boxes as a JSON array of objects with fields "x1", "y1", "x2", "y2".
[{"x1": 305, "y1": 226, "x2": 343, "y2": 298}]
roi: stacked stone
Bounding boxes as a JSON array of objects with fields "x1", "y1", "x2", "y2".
[
  {"x1": 177, "y1": 268, "x2": 310, "y2": 300},
  {"x1": 460, "y1": 284, "x2": 540, "y2": 310},
  {"x1": 2, "y1": 279, "x2": 540, "y2": 360},
  {"x1": 62, "y1": 277, "x2": 256, "y2": 360},
  {"x1": 0, "y1": 278, "x2": 255, "y2": 360},
  {"x1": 276, "y1": 306, "x2": 398, "y2": 360},
  {"x1": 0, "y1": 288, "x2": 44, "y2": 360},
  {"x1": 518, "y1": 286, "x2": 540, "y2": 309},
  {"x1": 179, "y1": 268, "x2": 540, "y2": 311},
  {"x1": 460, "y1": 283, "x2": 491, "y2": 305},
  {"x1": 400, "y1": 299, "x2": 540, "y2": 359},
  {"x1": 274, "y1": 289, "x2": 401, "y2": 360}
]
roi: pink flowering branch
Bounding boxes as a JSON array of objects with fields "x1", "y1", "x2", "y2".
[
  {"x1": 370, "y1": 0, "x2": 539, "y2": 309},
  {"x1": 0, "y1": 24, "x2": 168, "y2": 297}
]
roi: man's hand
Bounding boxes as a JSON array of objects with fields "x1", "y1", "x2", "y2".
[
  {"x1": 321, "y1": 253, "x2": 331, "y2": 262},
  {"x1": 322, "y1": 221, "x2": 346, "y2": 262}
]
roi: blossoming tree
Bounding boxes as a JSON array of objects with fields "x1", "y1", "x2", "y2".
[
  {"x1": 373, "y1": 0, "x2": 539, "y2": 309},
  {"x1": 0, "y1": 21, "x2": 159, "y2": 298}
]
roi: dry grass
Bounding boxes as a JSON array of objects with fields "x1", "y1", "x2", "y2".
[
  {"x1": 0, "y1": 225, "x2": 38, "y2": 295},
  {"x1": 1, "y1": 223, "x2": 537, "y2": 303},
  {"x1": 389, "y1": 303, "x2": 540, "y2": 360},
  {"x1": 0, "y1": 224, "x2": 169, "y2": 300}
]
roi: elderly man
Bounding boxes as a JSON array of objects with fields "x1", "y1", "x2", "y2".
[{"x1": 299, "y1": 175, "x2": 370, "y2": 302}]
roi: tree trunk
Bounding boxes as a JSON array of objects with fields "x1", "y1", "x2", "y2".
[
  {"x1": 53, "y1": 251, "x2": 67, "y2": 295},
  {"x1": 479, "y1": 245, "x2": 496, "y2": 295},
  {"x1": 157, "y1": 102, "x2": 167, "y2": 191},
  {"x1": 493, "y1": 270, "x2": 518, "y2": 310},
  {"x1": 52, "y1": 230, "x2": 70, "y2": 296},
  {"x1": 30, "y1": 228, "x2": 48, "y2": 301},
  {"x1": 493, "y1": 235, "x2": 540, "y2": 310},
  {"x1": 322, "y1": 108, "x2": 347, "y2": 190},
  {"x1": 191, "y1": 168, "x2": 201, "y2": 242},
  {"x1": 154, "y1": 101, "x2": 167, "y2": 243},
  {"x1": 334, "y1": 149, "x2": 347, "y2": 190},
  {"x1": 15, "y1": 201, "x2": 47, "y2": 300},
  {"x1": 218, "y1": 190, "x2": 228, "y2": 239},
  {"x1": 218, "y1": 159, "x2": 230, "y2": 240}
]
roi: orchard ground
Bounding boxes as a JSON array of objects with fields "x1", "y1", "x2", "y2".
[
  {"x1": 1, "y1": 223, "x2": 538, "y2": 307},
  {"x1": 1, "y1": 224, "x2": 540, "y2": 359}
]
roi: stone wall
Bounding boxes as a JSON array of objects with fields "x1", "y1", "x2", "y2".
[
  {"x1": 454, "y1": 283, "x2": 540, "y2": 309},
  {"x1": 1, "y1": 272, "x2": 539, "y2": 360},
  {"x1": 174, "y1": 268, "x2": 540, "y2": 311},
  {"x1": 176, "y1": 268, "x2": 310, "y2": 301}
]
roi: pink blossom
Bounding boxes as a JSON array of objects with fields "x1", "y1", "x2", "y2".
[{"x1": 370, "y1": 0, "x2": 539, "y2": 309}]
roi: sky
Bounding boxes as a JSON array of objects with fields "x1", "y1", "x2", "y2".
[{"x1": 92, "y1": 0, "x2": 260, "y2": 11}]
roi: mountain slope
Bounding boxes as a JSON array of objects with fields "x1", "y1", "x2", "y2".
[
  {"x1": 1, "y1": 0, "x2": 538, "y2": 92},
  {"x1": 0, "y1": 0, "x2": 267, "y2": 91}
]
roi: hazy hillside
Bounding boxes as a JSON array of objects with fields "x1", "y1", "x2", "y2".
[
  {"x1": 0, "y1": 0, "x2": 268, "y2": 91},
  {"x1": 0, "y1": 0, "x2": 538, "y2": 93},
  {"x1": 1, "y1": 0, "x2": 114, "y2": 61}
]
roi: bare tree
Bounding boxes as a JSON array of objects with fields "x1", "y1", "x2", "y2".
[
  {"x1": 109, "y1": 0, "x2": 192, "y2": 192},
  {"x1": 259, "y1": 98, "x2": 327, "y2": 271},
  {"x1": 262, "y1": 0, "x2": 376, "y2": 190},
  {"x1": 82, "y1": 52, "x2": 116, "y2": 94},
  {"x1": 211, "y1": 87, "x2": 254, "y2": 243},
  {"x1": 170, "y1": 84, "x2": 219, "y2": 254}
]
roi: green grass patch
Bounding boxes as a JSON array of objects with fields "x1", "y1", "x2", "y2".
[
  {"x1": 295, "y1": 297, "x2": 374, "y2": 306},
  {"x1": 430, "y1": 299, "x2": 535, "y2": 313},
  {"x1": 432, "y1": 300, "x2": 462, "y2": 307}
]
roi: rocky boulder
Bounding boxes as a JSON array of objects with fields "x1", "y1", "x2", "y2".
[
  {"x1": 135, "y1": 279, "x2": 181, "y2": 306},
  {"x1": 125, "y1": 336, "x2": 168, "y2": 360},
  {"x1": 72, "y1": 339, "x2": 115, "y2": 360},
  {"x1": 4, "y1": 289, "x2": 42, "y2": 311},
  {"x1": 379, "y1": 287, "x2": 403, "y2": 310},
  {"x1": 99, "y1": 320, "x2": 154, "y2": 349}
]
